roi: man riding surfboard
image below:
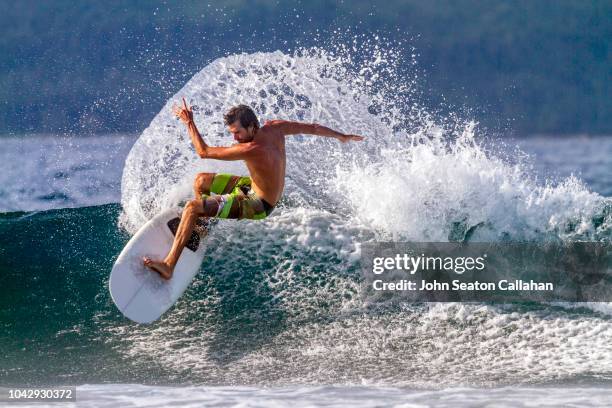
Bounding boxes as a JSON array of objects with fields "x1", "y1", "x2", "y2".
[{"x1": 143, "y1": 98, "x2": 364, "y2": 279}]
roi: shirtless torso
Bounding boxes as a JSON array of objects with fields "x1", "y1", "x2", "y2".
[
  {"x1": 186, "y1": 109, "x2": 362, "y2": 207},
  {"x1": 241, "y1": 120, "x2": 287, "y2": 206}
]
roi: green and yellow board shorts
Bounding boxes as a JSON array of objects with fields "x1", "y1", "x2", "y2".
[{"x1": 201, "y1": 173, "x2": 275, "y2": 220}]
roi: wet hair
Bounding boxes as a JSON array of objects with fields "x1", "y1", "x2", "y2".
[{"x1": 223, "y1": 105, "x2": 260, "y2": 130}]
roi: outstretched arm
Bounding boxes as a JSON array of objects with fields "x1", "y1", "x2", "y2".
[
  {"x1": 173, "y1": 98, "x2": 256, "y2": 161},
  {"x1": 271, "y1": 120, "x2": 364, "y2": 143}
]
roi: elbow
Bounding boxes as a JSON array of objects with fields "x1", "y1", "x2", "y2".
[{"x1": 197, "y1": 150, "x2": 208, "y2": 159}]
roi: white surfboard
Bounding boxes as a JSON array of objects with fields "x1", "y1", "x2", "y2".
[{"x1": 109, "y1": 208, "x2": 209, "y2": 324}]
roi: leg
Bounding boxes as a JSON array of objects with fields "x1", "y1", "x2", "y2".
[
  {"x1": 143, "y1": 198, "x2": 220, "y2": 280},
  {"x1": 193, "y1": 172, "x2": 215, "y2": 234},
  {"x1": 194, "y1": 172, "x2": 216, "y2": 198},
  {"x1": 194, "y1": 172, "x2": 244, "y2": 198},
  {"x1": 193, "y1": 172, "x2": 241, "y2": 230}
]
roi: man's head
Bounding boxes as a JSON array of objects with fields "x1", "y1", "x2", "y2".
[{"x1": 223, "y1": 105, "x2": 260, "y2": 142}]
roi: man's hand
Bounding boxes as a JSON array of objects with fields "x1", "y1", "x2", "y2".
[
  {"x1": 337, "y1": 134, "x2": 365, "y2": 143},
  {"x1": 173, "y1": 97, "x2": 194, "y2": 125},
  {"x1": 173, "y1": 97, "x2": 209, "y2": 157}
]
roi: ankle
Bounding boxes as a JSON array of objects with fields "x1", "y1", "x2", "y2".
[{"x1": 163, "y1": 258, "x2": 177, "y2": 269}]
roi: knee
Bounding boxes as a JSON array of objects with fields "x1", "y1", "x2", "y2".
[
  {"x1": 194, "y1": 172, "x2": 215, "y2": 194},
  {"x1": 184, "y1": 199, "x2": 201, "y2": 213}
]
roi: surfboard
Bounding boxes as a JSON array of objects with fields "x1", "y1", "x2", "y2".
[{"x1": 109, "y1": 208, "x2": 209, "y2": 324}]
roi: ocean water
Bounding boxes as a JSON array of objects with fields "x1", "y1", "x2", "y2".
[
  {"x1": 1, "y1": 48, "x2": 611, "y2": 407},
  {"x1": 0, "y1": 134, "x2": 136, "y2": 213}
]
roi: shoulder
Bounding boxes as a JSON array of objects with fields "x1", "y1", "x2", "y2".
[
  {"x1": 263, "y1": 119, "x2": 287, "y2": 127},
  {"x1": 262, "y1": 120, "x2": 289, "y2": 135},
  {"x1": 262, "y1": 120, "x2": 309, "y2": 136}
]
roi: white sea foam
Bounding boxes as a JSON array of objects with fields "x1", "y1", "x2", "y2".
[
  {"x1": 57, "y1": 383, "x2": 612, "y2": 408},
  {"x1": 119, "y1": 48, "x2": 610, "y2": 244}
]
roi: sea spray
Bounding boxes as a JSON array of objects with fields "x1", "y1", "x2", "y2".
[{"x1": 119, "y1": 46, "x2": 610, "y2": 243}]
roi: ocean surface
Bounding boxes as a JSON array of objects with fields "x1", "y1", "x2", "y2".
[{"x1": 1, "y1": 49, "x2": 611, "y2": 407}]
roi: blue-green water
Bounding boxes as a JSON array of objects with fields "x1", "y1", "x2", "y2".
[
  {"x1": 1, "y1": 200, "x2": 611, "y2": 387},
  {"x1": 1, "y1": 49, "x2": 612, "y2": 407}
]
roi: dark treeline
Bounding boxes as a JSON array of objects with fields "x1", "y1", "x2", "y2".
[{"x1": 1, "y1": 0, "x2": 609, "y2": 135}]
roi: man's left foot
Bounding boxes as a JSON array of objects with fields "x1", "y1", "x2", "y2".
[{"x1": 143, "y1": 257, "x2": 174, "y2": 280}]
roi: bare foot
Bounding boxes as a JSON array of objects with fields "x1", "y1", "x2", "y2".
[{"x1": 143, "y1": 257, "x2": 174, "y2": 280}]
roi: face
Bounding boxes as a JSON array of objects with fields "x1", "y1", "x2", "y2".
[{"x1": 228, "y1": 120, "x2": 254, "y2": 143}]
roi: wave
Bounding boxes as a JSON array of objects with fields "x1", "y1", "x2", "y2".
[
  {"x1": 1, "y1": 202, "x2": 611, "y2": 387},
  {"x1": 119, "y1": 48, "x2": 610, "y2": 244},
  {"x1": 2, "y1": 44, "x2": 612, "y2": 387}
]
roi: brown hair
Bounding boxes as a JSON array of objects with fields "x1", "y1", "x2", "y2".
[{"x1": 223, "y1": 105, "x2": 260, "y2": 130}]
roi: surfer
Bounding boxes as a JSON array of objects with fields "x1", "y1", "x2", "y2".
[{"x1": 143, "y1": 98, "x2": 364, "y2": 279}]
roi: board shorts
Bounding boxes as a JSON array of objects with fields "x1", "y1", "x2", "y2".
[{"x1": 201, "y1": 173, "x2": 275, "y2": 220}]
